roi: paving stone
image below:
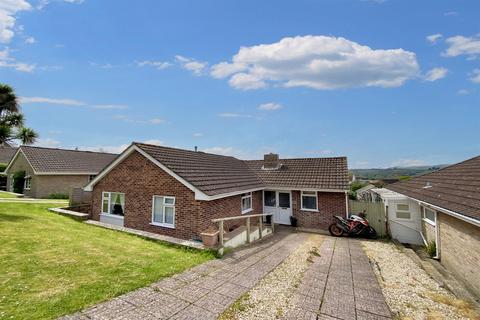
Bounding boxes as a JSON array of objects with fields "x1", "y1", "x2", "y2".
[
  {"x1": 215, "y1": 281, "x2": 249, "y2": 298},
  {"x1": 172, "y1": 270, "x2": 202, "y2": 283},
  {"x1": 83, "y1": 298, "x2": 136, "y2": 320},
  {"x1": 119, "y1": 287, "x2": 161, "y2": 306},
  {"x1": 169, "y1": 304, "x2": 217, "y2": 320},
  {"x1": 193, "y1": 291, "x2": 235, "y2": 315},
  {"x1": 58, "y1": 312, "x2": 90, "y2": 320},
  {"x1": 356, "y1": 310, "x2": 392, "y2": 320},
  {"x1": 208, "y1": 268, "x2": 238, "y2": 281},
  {"x1": 354, "y1": 287, "x2": 386, "y2": 302},
  {"x1": 355, "y1": 297, "x2": 392, "y2": 317},
  {"x1": 114, "y1": 307, "x2": 159, "y2": 320},
  {"x1": 284, "y1": 308, "x2": 318, "y2": 320},
  {"x1": 191, "y1": 275, "x2": 225, "y2": 290},
  {"x1": 143, "y1": 294, "x2": 190, "y2": 319},
  {"x1": 291, "y1": 294, "x2": 321, "y2": 312},
  {"x1": 151, "y1": 278, "x2": 187, "y2": 293},
  {"x1": 320, "y1": 293, "x2": 356, "y2": 320},
  {"x1": 171, "y1": 283, "x2": 208, "y2": 304}
]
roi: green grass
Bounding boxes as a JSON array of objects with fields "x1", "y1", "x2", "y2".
[
  {"x1": 0, "y1": 203, "x2": 215, "y2": 320},
  {"x1": 0, "y1": 191, "x2": 18, "y2": 198}
]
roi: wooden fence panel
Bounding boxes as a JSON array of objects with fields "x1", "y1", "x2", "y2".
[{"x1": 348, "y1": 200, "x2": 387, "y2": 236}]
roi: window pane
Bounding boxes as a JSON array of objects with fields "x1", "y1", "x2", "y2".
[
  {"x1": 164, "y1": 197, "x2": 175, "y2": 205},
  {"x1": 102, "y1": 193, "x2": 109, "y2": 213},
  {"x1": 302, "y1": 196, "x2": 317, "y2": 210},
  {"x1": 153, "y1": 196, "x2": 164, "y2": 223},
  {"x1": 397, "y1": 204, "x2": 409, "y2": 211},
  {"x1": 264, "y1": 191, "x2": 276, "y2": 207},
  {"x1": 110, "y1": 192, "x2": 125, "y2": 216},
  {"x1": 242, "y1": 196, "x2": 252, "y2": 211},
  {"x1": 279, "y1": 193, "x2": 290, "y2": 208},
  {"x1": 396, "y1": 211, "x2": 411, "y2": 219},
  {"x1": 165, "y1": 207, "x2": 174, "y2": 224},
  {"x1": 425, "y1": 208, "x2": 436, "y2": 222}
]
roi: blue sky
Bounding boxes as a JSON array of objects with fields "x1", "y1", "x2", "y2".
[{"x1": 1, "y1": 0, "x2": 479, "y2": 168}]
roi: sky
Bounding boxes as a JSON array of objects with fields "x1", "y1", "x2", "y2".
[{"x1": 1, "y1": 0, "x2": 479, "y2": 168}]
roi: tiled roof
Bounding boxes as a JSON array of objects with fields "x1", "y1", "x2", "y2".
[
  {"x1": 0, "y1": 142, "x2": 17, "y2": 164},
  {"x1": 18, "y1": 146, "x2": 118, "y2": 174},
  {"x1": 245, "y1": 157, "x2": 349, "y2": 191},
  {"x1": 387, "y1": 156, "x2": 480, "y2": 221},
  {"x1": 134, "y1": 143, "x2": 264, "y2": 196}
]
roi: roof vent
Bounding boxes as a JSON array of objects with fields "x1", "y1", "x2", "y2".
[
  {"x1": 423, "y1": 182, "x2": 432, "y2": 189},
  {"x1": 262, "y1": 153, "x2": 282, "y2": 170}
]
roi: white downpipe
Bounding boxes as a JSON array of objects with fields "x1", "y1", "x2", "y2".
[{"x1": 434, "y1": 211, "x2": 440, "y2": 259}]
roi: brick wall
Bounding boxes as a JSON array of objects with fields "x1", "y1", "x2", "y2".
[
  {"x1": 292, "y1": 191, "x2": 346, "y2": 230},
  {"x1": 438, "y1": 213, "x2": 480, "y2": 298},
  {"x1": 92, "y1": 150, "x2": 262, "y2": 240}
]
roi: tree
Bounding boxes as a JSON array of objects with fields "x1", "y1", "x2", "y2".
[{"x1": 0, "y1": 84, "x2": 38, "y2": 145}]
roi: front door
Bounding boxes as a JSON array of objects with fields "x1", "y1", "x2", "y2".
[{"x1": 263, "y1": 190, "x2": 292, "y2": 225}]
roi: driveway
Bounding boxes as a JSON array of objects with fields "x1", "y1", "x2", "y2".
[{"x1": 61, "y1": 230, "x2": 391, "y2": 320}]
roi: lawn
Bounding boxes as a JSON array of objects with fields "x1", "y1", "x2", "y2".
[
  {"x1": 0, "y1": 203, "x2": 215, "y2": 320},
  {"x1": 0, "y1": 191, "x2": 18, "y2": 198}
]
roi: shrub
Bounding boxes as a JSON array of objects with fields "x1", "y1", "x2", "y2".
[
  {"x1": 0, "y1": 163, "x2": 7, "y2": 172},
  {"x1": 426, "y1": 241, "x2": 436, "y2": 258},
  {"x1": 12, "y1": 170, "x2": 25, "y2": 194},
  {"x1": 47, "y1": 193, "x2": 69, "y2": 199}
]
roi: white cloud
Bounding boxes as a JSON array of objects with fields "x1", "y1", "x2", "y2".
[
  {"x1": 305, "y1": 149, "x2": 333, "y2": 156},
  {"x1": 79, "y1": 144, "x2": 129, "y2": 154},
  {"x1": 210, "y1": 35, "x2": 419, "y2": 90},
  {"x1": 426, "y1": 33, "x2": 442, "y2": 44},
  {"x1": 470, "y1": 69, "x2": 480, "y2": 83},
  {"x1": 457, "y1": 89, "x2": 469, "y2": 95},
  {"x1": 175, "y1": 55, "x2": 207, "y2": 75},
  {"x1": 37, "y1": 0, "x2": 84, "y2": 9},
  {"x1": 92, "y1": 104, "x2": 128, "y2": 110},
  {"x1": 25, "y1": 36, "x2": 35, "y2": 44},
  {"x1": 149, "y1": 118, "x2": 165, "y2": 124},
  {"x1": 137, "y1": 60, "x2": 172, "y2": 70},
  {"x1": 143, "y1": 139, "x2": 163, "y2": 146},
  {"x1": 258, "y1": 102, "x2": 282, "y2": 111},
  {"x1": 444, "y1": 11, "x2": 458, "y2": 16},
  {"x1": 202, "y1": 146, "x2": 235, "y2": 156},
  {"x1": 34, "y1": 138, "x2": 61, "y2": 148},
  {"x1": 443, "y1": 35, "x2": 480, "y2": 58},
  {"x1": 193, "y1": 132, "x2": 203, "y2": 137},
  {"x1": 0, "y1": 0, "x2": 32, "y2": 43},
  {"x1": 20, "y1": 96, "x2": 86, "y2": 105},
  {"x1": 218, "y1": 112, "x2": 252, "y2": 118},
  {"x1": 113, "y1": 115, "x2": 165, "y2": 125},
  {"x1": 424, "y1": 67, "x2": 448, "y2": 81},
  {"x1": 391, "y1": 159, "x2": 426, "y2": 167},
  {"x1": 0, "y1": 48, "x2": 35, "y2": 72}
]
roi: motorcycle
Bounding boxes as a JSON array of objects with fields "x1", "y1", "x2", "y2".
[{"x1": 328, "y1": 210, "x2": 378, "y2": 239}]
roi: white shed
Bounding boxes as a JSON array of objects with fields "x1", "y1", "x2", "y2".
[{"x1": 372, "y1": 188, "x2": 424, "y2": 245}]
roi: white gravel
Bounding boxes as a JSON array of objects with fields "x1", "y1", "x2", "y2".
[
  {"x1": 361, "y1": 240, "x2": 477, "y2": 320},
  {"x1": 222, "y1": 234, "x2": 323, "y2": 320}
]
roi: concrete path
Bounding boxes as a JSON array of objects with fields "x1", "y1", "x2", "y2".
[
  {"x1": 286, "y1": 237, "x2": 392, "y2": 320},
  {"x1": 60, "y1": 228, "x2": 308, "y2": 320},
  {"x1": 60, "y1": 232, "x2": 391, "y2": 320}
]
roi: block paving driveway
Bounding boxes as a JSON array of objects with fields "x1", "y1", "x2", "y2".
[{"x1": 61, "y1": 230, "x2": 391, "y2": 320}]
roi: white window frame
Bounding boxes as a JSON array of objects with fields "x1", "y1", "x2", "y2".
[
  {"x1": 241, "y1": 192, "x2": 253, "y2": 214},
  {"x1": 24, "y1": 175, "x2": 32, "y2": 190},
  {"x1": 151, "y1": 195, "x2": 176, "y2": 228},
  {"x1": 395, "y1": 203, "x2": 411, "y2": 220},
  {"x1": 101, "y1": 191, "x2": 125, "y2": 218},
  {"x1": 301, "y1": 191, "x2": 318, "y2": 212},
  {"x1": 423, "y1": 207, "x2": 436, "y2": 226}
]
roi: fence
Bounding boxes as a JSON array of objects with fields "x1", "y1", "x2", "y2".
[
  {"x1": 348, "y1": 200, "x2": 387, "y2": 236},
  {"x1": 70, "y1": 188, "x2": 92, "y2": 206}
]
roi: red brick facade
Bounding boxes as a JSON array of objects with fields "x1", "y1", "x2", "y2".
[
  {"x1": 291, "y1": 191, "x2": 347, "y2": 229},
  {"x1": 92, "y1": 151, "x2": 262, "y2": 240}
]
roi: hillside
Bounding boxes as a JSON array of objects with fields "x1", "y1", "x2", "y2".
[{"x1": 351, "y1": 165, "x2": 448, "y2": 180}]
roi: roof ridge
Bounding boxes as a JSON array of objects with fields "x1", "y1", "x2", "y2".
[
  {"x1": 20, "y1": 145, "x2": 118, "y2": 155},
  {"x1": 133, "y1": 142, "x2": 239, "y2": 160}
]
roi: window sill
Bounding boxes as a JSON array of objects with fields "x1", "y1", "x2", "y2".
[
  {"x1": 150, "y1": 222, "x2": 175, "y2": 229},
  {"x1": 100, "y1": 213, "x2": 124, "y2": 220},
  {"x1": 241, "y1": 208, "x2": 253, "y2": 214},
  {"x1": 422, "y1": 218, "x2": 436, "y2": 226},
  {"x1": 301, "y1": 208, "x2": 319, "y2": 212}
]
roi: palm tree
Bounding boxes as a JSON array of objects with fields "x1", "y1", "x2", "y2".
[{"x1": 0, "y1": 84, "x2": 38, "y2": 145}]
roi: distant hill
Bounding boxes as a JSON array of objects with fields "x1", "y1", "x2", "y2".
[{"x1": 351, "y1": 165, "x2": 448, "y2": 180}]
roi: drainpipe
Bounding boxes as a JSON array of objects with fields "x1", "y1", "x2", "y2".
[
  {"x1": 345, "y1": 191, "x2": 349, "y2": 218},
  {"x1": 434, "y1": 211, "x2": 440, "y2": 260}
]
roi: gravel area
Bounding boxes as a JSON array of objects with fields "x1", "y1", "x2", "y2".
[
  {"x1": 361, "y1": 240, "x2": 478, "y2": 320},
  {"x1": 220, "y1": 234, "x2": 323, "y2": 320}
]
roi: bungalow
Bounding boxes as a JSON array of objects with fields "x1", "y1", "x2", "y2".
[
  {"x1": 385, "y1": 155, "x2": 480, "y2": 298},
  {"x1": 84, "y1": 142, "x2": 349, "y2": 240},
  {"x1": 5, "y1": 146, "x2": 117, "y2": 198}
]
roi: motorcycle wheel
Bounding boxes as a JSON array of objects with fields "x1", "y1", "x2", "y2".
[
  {"x1": 329, "y1": 223, "x2": 344, "y2": 237},
  {"x1": 367, "y1": 227, "x2": 378, "y2": 239}
]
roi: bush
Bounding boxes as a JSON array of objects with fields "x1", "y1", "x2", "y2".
[
  {"x1": 426, "y1": 241, "x2": 436, "y2": 258},
  {"x1": 47, "y1": 193, "x2": 69, "y2": 199},
  {"x1": 12, "y1": 170, "x2": 25, "y2": 194},
  {"x1": 0, "y1": 163, "x2": 7, "y2": 172}
]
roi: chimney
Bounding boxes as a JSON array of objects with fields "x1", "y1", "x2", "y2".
[
  {"x1": 263, "y1": 153, "x2": 280, "y2": 170},
  {"x1": 194, "y1": 146, "x2": 198, "y2": 152}
]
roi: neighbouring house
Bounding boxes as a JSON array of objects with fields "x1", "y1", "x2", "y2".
[
  {"x1": 5, "y1": 146, "x2": 117, "y2": 198},
  {"x1": 355, "y1": 184, "x2": 377, "y2": 201},
  {"x1": 384, "y1": 155, "x2": 480, "y2": 298},
  {"x1": 0, "y1": 142, "x2": 17, "y2": 165},
  {"x1": 84, "y1": 142, "x2": 349, "y2": 241}
]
